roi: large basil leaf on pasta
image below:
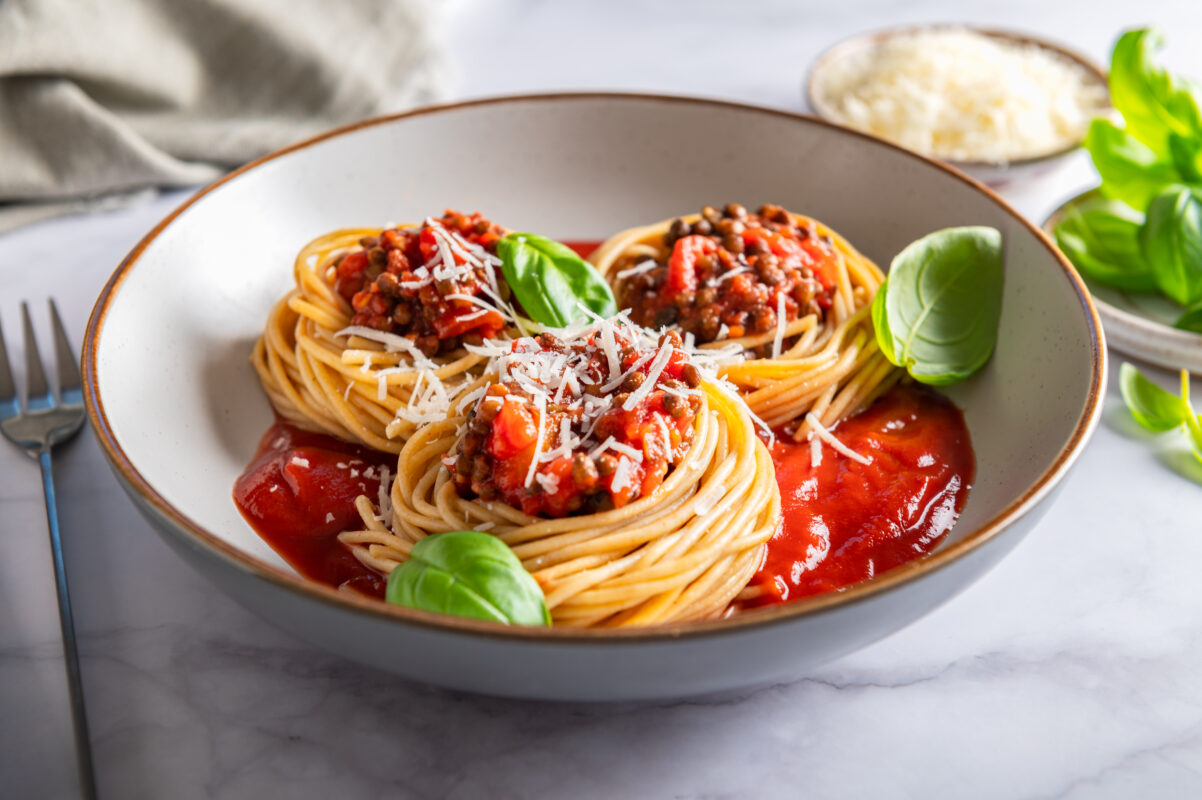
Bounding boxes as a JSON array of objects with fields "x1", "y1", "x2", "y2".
[
  {"x1": 385, "y1": 530, "x2": 551, "y2": 626},
  {"x1": 1140, "y1": 185, "x2": 1202, "y2": 307},
  {"x1": 872, "y1": 226, "x2": 1004, "y2": 386},
  {"x1": 1053, "y1": 195, "x2": 1158, "y2": 293},
  {"x1": 497, "y1": 232, "x2": 617, "y2": 327}
]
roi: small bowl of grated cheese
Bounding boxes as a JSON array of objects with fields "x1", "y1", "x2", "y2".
[{"x1": 807, "y1": 25, "x2": 1111, "y2": 186}]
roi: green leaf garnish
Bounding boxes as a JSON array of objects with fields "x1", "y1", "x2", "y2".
[
  {"x1": 1169, "y1": 133, "x2": 1202, "y2": 183},
  {"x1": 1108, "y1": 28, "x2": 1202, "y2": 159},
  {"x1": 1120, "y1": 363, "x2": 1202, "y2": 466},
  {"x1": 497, "y1": 232, "x2": 617, "y2": 328},
  {"x1": 1053, "y1": 195, "x2": 1157, "y2": 293},
  {"x1": 1071, "y1": 29, "x2": 1202, "y2": 308},
  {"x1": 1140, "y1": 185, "x2": 1202, "y2": 307},
  {"x1": 1119, "y1": 362, "x2": 1190, "y2": 430},
  {"x1": 1174, "y1": 304, "x2": 1202, "y2": 333},
  {"x1": 385, "y1": 530, "x2": 551, "y2": 626},
  {"x1": 872, "y1": 226, "x2": 1004, "y2": 386},
  {"x1": 1085, "y1": 118, "x2": 1182, "y2": 210}
]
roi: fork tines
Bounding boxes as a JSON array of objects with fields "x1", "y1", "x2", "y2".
[{"x1": 1, "y1": 300, "x2": 82, "y2": 412}]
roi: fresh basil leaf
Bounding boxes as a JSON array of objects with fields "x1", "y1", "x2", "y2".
[
  {"x1": 386, "y1": 530, "x2": 551, "y2": 626},
  {"x1": 1119, "y1": 362, "x2": 1190, "y2": 431},
  {"x1": 870, "y1": 273, "x2": 897, "y2": 367},
  {"x1": 1175, "y1": 304, "x2": 1202, "y2": 333},
  {"x1": 1140, "y1": 185, "x2": 1202, "y2": 307},
  {"x1": 1053, "y1": 196, "x2": 1158, "y2": 293},
  {"x1": 498, "y1": 232, "x2": 617, "y2": 328},
  {"x1": 1085, "y1": 118, "x2": 1183, "y2": 209},
  {"x1": 1169, "y1": 133, "x2": 1202, "y2": 183},
  {"x1": 1109, "y1": 28, "x2": 1202, "y2": 157},
  {"x1": 873, "y1": 226, "x2": 1004, "y2": 386}
]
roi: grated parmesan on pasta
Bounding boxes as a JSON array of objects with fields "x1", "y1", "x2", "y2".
[{"x1": 816, "y1": 28, "x2": 1110, "y2": 164}]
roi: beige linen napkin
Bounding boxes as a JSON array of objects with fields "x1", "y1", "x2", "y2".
[{"x1": 0, "y1": 0, "x2": 450, "y2": 231}]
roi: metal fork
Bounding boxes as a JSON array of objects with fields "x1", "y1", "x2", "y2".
[{"x1": 1, "y1": 300, "x2": 97, "y2": 800}]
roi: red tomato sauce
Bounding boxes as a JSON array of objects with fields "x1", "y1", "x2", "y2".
[
  {"x1": 233, "y1": 421, "x2": 392, "y2": 597},
  {"x1": 741, "y1": 383, "x2": 974, "y2": 607},
  {"x1": 235, "y1": 384, "x2": 972, "y2": 609}
]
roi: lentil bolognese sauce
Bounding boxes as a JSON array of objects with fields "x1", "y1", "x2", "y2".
[
  {"x1": 332, "y1": 210, "x2": 509, "y2": 355},
  {"x1": 618, "y1": 203, "x2": 838, "y2": 348},
  {"x1": 252, "y1": 210, "x2": 522, "y2": 453},
  {"x1": 451, "y1": 329, "x2": 703, "y2": 517},
  {"x1": 590, "y1": 203, "x2": 898, "y2": 436},
  {"x1": 236, "y1": 205, "x2": 975, "y2": 628}
]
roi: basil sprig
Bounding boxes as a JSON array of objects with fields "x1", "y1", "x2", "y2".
[
  {"x1": 386, "y1": 530, "x2": 551, "y2": 626},
  {"x1": 497, "y1": 232, "x2": 617, "y2": 328},
  {"x1": 1053, "y1": 195, "x2": 1156, "y2": 293},
  {"x1": 1141, "y1": 185, "x2": 1202, "y2": 307},
  {"x1": 872, "y1": 226, "x2": 1004, "y2": 385},
  {"x1": 1119, "y1": 362, "x2": 1202, "y2": 465},
  {"x1": 1055, "y1": 28, "x2": 1202, "y2": 329}
]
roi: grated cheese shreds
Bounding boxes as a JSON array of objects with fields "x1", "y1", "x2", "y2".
[
  {"x1": 534, "y1": 472, "x2": 560, "y2": 495},
  {"x1": 611, "y1": 456, "x2": 635, "y2": 494},
  {"x1": 771, "y1": 292, "x2": 787, "y2": 359},
  {"x1": 456, "y1": 385, "x2": 486, "y2": 414},
  {"x1": 459, "y1": 312, "x2": 777, "y2": 501},
  {"x1": 805, "y1": 412, "x2": 872, "y2": 466},
  {"x1": 335, "y1": 326, "x2": 439, "y2": 371},
  {"x1": 524, "y1": 394, "x2": 548, "y2": 488},
  {"x1": 623, "y1": 343, "x2": 674, "y2": 411},
  {"x1": 616, "y1": 259, "x2": 659, "y2": 280},
  {"x1": 394, "y1": 369, "x2": 455, "y2": 425},
  {"x1": 817, "y1": 28, "x2": 1110, "y2": 164},
  {"x1": 590, "y1": 435, "x2": 644, "y2": 463}
]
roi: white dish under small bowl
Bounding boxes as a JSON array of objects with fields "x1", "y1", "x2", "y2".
[
  {"x1": 84, "y1": 94, "x2": 1105, "y2": 701},
  {"x1": 1045, "y1": 190, "x2": 1202, "y2": 373},
  {"x1": 807, "y1": 25, "x2": 1111, "y2": 188}
]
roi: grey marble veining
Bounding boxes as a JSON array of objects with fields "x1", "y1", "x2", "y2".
[{"x1": 5, "y1": 1, "x2": 1202, "y2": 797}]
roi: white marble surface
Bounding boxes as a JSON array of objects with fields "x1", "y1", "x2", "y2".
[{"x1": 5, "y1": 1, "x2": 1202, "y2": 797}]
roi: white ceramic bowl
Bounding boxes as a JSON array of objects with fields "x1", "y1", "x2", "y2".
[
  {"x1": 84, "y1": 94, "x2": 1104, "y2": 701},
  {"x1": 806, "y1": 26, "x2": 1111, "y2": 188}
]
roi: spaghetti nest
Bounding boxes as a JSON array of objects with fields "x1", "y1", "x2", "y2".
[
  {"x1": 589, "y1": 205, "x2": 901, "y2": 437},
  {"x1": 338, "y1": 328, "x2": 780, "y2": 628},
  {"x1": 253, "y1": 214, "x2": 515, "y2": 453}
]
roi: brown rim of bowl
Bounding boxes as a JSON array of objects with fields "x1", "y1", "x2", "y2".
[
  {"x1": 1044, "y1": 189, "x2": 1202, "y2": 348},
  {"x1": 806, "y1": 24, "x2": 1112, "y2": 170},
  {"x1": 83, "y1": 92, "x2": 1106, "y2": 643}
]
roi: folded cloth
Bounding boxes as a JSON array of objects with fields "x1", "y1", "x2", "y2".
[{"x1": 0, "y1": 0, "x2": 450, "y2": 228}]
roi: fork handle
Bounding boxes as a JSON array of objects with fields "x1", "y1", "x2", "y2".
[{"x1": 39, "y1": 449, "x2": 99, "y2": 800}]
